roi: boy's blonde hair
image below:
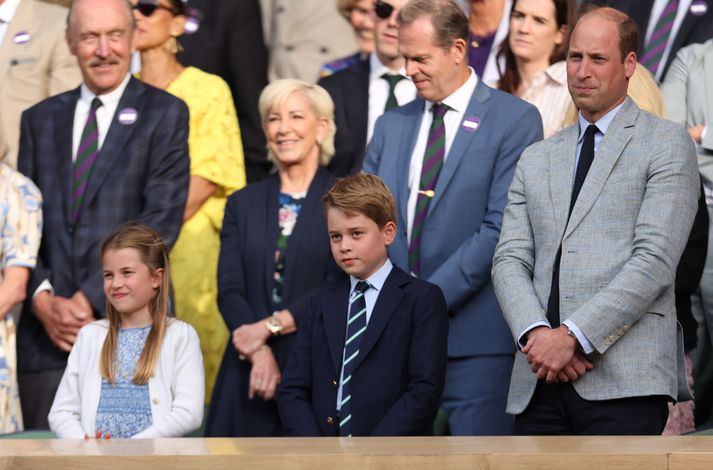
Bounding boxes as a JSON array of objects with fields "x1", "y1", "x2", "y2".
[
  {"x1": 99, "y1": 222, "x2": 171, "y2": 385},
  {"x1": 323, "y1": 174, "x2": 397, "y2": 228}
]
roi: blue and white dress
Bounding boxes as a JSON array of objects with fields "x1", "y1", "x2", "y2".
[{"x1": 95, "y1": 326, "x2": 154, "y2": 438}]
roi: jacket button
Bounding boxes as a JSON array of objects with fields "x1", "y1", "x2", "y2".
[
  {"x1": 152, "y1": 398, "x2": 159, "y2": 405},
  {"x1": 332, "y1": 380, "x2": 337, "y2": 386},
  {"x1": 327, "y1": 416, "x2": 334, "y2": 425}
]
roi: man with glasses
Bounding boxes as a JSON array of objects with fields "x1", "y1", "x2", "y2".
[
  {"x1": 364, "y1": 0, "x2": 541, "y2": 435},
  {"x1": 318, "y1": 0, "x2": 416, "y2": 177},
  {"x1": 16, "y1": 0, "x2": 189, "y2": 429}
]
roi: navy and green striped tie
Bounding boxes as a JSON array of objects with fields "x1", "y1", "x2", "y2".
[
  {"x1": 71, "y1": 97, "x2": 103, "y2": 225},
  {"x1": 339, "y1": 280, "x2": 370, "y2": 437},
  {"x1": 408, "y1": 102, "x2": 448, "y2": 276}
]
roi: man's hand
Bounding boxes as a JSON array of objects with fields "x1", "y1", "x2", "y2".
[
  {"x1": 688, "y1": 125, "x2": 705, "y2": 144},
  {"x1": 232, "y1": 321, "x2": 271, "y2": 356},
  {"x1": 556, "y1": 351, "x2": 594, "y2": 383},
  {"x1": 69, "y1": 290, "x2": 94, "y2": 323},
  {"x1": 33, "y1": 291, "x2": 85, "y2": 352},
  {"x1": 248, "y1": 345, "x2": 281, "y2": 400},
  {"x1": 523, "y1": 326, "x2": 577, "y2": 383}
]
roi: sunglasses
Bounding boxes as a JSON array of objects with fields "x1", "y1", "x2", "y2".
[
  {"x1": 374, "y1": 0, "x2": 396, "y2": 20},
  {"x1": 132, "y1": 1, "x2": 175, "y2": 17}
]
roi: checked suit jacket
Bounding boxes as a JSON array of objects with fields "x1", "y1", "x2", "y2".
[
  {"x1": 492, "y1": 98, "x2": 699, "y2": 414},
  {"x1": 17, "y1": 76, "x2": 190, "y2": 372}
]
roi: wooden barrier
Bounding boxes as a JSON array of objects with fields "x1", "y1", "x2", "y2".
[{"x1": 2, "y1": 436, "x2": 713, "y2": 470}]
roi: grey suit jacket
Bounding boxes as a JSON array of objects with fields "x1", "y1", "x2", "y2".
[
  {"x1": 0, "y1": 0, "x2": 81, "y2": 168},
  {"x1": 662, "y1": 39, "x2": 713, "y2": 184},
  {"x1": 492, "y1": 98, "x2": 699, "y2": 414}
]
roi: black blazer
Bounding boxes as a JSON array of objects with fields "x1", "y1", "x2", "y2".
[
  {"x1": 178, "y1": 0, "x2": 271, "y2": 183},
  {"x1": 17, "y1": 77, "x2": 190, "y2": 371},
  {"x1": 318, "y1": 58, "x2": 370, "y2": 177},
  {"x1": 278, "y1": 266, "x2": 449, "y2": 437},
  {"x1": 603, "y1": 0, "x2": 713, "y2": 80}
]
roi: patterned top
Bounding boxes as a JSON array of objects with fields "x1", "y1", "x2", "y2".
[
  {"x1": 0, "y1": 163, "x2": 41, "y2": 434},
  {"x1": 95, "y1": 326, "x2": 153, "y2": 438},
  {"x1": 271, "y1": 192, "x2": 306, "y2": 307}
]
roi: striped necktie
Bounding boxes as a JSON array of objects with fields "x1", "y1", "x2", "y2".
[
  {"x1": 71, "y1": 97, "x2": 103, "y2": 225},
  {"x1": 382, "y1": 73, "x2": 405, "y2": 112},
  {"x1": 640, "y1": 0, "x2": 679, "y2": 76},
  {"x1": 408, "y1": 102, "x2": 448, "y2": 277},
  {"x1": 339, "y1": 280, "x2": 370, "y2": 437}
]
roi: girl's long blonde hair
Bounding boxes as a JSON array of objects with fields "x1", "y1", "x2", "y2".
[{"x1": 99, "y1": 222, "x2": 171, "y2": 385}]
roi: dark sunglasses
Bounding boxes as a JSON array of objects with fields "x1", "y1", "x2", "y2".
[
  {"x1": 374, "y1": 0, "x2": 395, "y2": 20},
  {"x1": 132, "y1": 1, "x2": 175, "y2": 17}
]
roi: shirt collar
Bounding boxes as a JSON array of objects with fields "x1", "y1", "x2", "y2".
[
  {"x1": 576, "y1": 99, "x2": 626, "y2": 142},
  {"x1": 427, "y1": 67, "x2": 478, "y2": 115},
  {"x1": 369, "y1": 51, "x2": 408, "y2": 81},
  {"x1": 544, "y1": 61, "x2": 567, "y2": 86},
  {"x1": 0, "y1": 0, "x2": 22, "y2": 24},
  {"x1": 349, "y1": 258, "x2": 393, "y2": 293},
  {"x1": 80, "y1": 73, "x2": 131, "y2": 106}
]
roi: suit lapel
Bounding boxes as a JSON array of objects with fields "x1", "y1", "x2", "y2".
[
  {"x1": 282, "y1": 168, "x2": 328, "y2": 303},
  {"x1": 428, "y1": 80, "x2": 490, "y2": 216},
  {"x1": 350, "y1": 268, "x2": 405, "y2": 372},
  {"x1": 396, "y1": 101, "x2": 424, "y2": 231},
  {"x1": 81, "y1": 77, "x2": 145, "y2": 212},
  {"x1": 54, "y1": 89, "x2": 81, "y2": 226},
  {"x1": 264, "y1": 175, "x2": 281, "y2": 305},
  {"x1": 564, "y1": 99, "x2": 637, "y2": 239},
  {"x1": 549, "y1": 126, "x2": 578, "y2": 240},
  {"x1": 353, "y1": 59, "x2": 370, "y2": 154},
  {"x1": 705, "y1": 47, "x2": 713, "y2": 123},
  {"x1": 322, "y1": 282, "x2": 350, "y2": 376}
]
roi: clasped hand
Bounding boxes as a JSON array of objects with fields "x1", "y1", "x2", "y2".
[{"x1": 523, "y1": 326, "x2": 593, "y2": 383}]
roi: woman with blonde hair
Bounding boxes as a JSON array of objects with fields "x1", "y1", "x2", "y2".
[{"x1": 206, "y1": 79, "x2": 345, "y2": 437}]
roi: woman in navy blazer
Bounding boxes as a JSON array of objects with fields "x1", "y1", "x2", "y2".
[{"x1": 205, "y1": 79, "x2": 344, "y2": 436}]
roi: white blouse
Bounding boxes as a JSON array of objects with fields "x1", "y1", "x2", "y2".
[{"x1": 520, "y1": 61, "x2": 573, "y2": 138}]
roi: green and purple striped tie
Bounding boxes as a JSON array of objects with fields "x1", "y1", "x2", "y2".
[
  {"x1": 409, "y1": 102, "x2": 448, "y2": 277},
  {"x1": 71, "y1": 97, "x2": 103, "y2": 225},
  {"x1": 640, "y1": 0, "x2": 679, "y2": 76}
]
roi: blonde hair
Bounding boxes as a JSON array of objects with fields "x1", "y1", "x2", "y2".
[
  {"x1": 563, "y1": 62, "x2": 664, "y2": 126},
  {"x1": 258, "y1": 79, "x2": 336, "y2": 166},
  {"x1": 99, "y1": 222, "x2": 171, "y2": 385},
  {"x1": 323, "y1": 174, "x2": 397, "y2": 229}
]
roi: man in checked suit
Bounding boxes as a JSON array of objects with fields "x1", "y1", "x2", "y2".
[
  {"x1": 363, "y1": 0, "x2": 542, "y2": 435},
  {"x1": 492, "y1": 6, "x2": 699, "y2": 434},
  {"x1": 16, "y1": 0, "x2": 189, "y2": 429}
]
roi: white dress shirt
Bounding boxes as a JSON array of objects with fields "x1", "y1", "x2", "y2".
[
  {"x1": 406, "y1": 68, "x2": 478, "y2": 243},
  {"x1": 0, "y1": 0, "x2": 21, "y2": 46},
  {"x1": 645, "y1": 0, "x2": 693, "y2": 81},
  {"x1": 336, "y1": 258, "x2": 393, "y2": 411},
  {"x1": 367, "y1": 53, "x2": 416, "y2": 142},
  {"x1": 517, "y1": 101, "x2": 626, "y2": 355}
]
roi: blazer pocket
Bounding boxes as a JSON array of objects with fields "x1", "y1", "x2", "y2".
[{"x1": 9, "y1": 56, "x2": 38, "y2": 67}]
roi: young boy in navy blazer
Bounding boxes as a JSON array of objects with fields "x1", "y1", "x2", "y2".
[{"x1": 278, "y1": 174, "x2": 448, "y2": 436}]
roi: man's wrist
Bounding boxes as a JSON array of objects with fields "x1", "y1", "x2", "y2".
[{"x1": 563, "y1": 325, "x2": 583, "y2": 353}]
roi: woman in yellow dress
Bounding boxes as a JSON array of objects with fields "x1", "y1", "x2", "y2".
[{"x1": 132, "y1": 0, "x2": 246, "y2": 402}]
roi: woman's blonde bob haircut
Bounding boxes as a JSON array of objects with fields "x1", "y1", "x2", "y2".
[{"x1": 258, "y1": 78, "x2": 337, "y2": 167}]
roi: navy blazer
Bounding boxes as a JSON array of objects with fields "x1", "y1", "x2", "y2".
[
  {"x1": 363, "y1": 79, "x2": 542, "y2": 358},
  {"x1": 278, "y1": 266, "x2": 448, "y2": 437},
  {"x1": 17, "y1": 77, "x2": 190, "y2": 372},
  {"x1": 318, "y1": 58, "x2": 369, "y2": 177}
]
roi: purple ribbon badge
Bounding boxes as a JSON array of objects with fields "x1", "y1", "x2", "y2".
[
  {"x1": 118, "y1": 107, "x2": 138, "y2": 126},
  {"x1": 690, "y1": 0, "x2": 708, "y2": 16},
  {"x1": 183, "y1": 8, "x2": 201, "y2": 34},
  {"x1": 462, "y1": 116, "x2": 481, "y2": 133},
  {"x1": 13, "y1": 31, "x2": 31, "y2": 45}
]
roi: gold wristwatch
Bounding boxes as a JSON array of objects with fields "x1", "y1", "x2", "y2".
[{"x1": 265, "y1": 313, "x2": 283, "y2": 336}]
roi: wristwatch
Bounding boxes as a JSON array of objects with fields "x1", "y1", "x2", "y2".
[{"x1": 265, "y1": 313, "x2": 283, "y2": 336}]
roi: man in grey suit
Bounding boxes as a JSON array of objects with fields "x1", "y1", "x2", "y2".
[
  {"x1": 364, "y1": 0, "x2": 542, "y2": 435},
  {"x1": 492, "y1": 6, "x2": 699, "y2": 435}
]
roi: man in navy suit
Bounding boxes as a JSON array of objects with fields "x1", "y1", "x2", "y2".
[
  {"x1": 363, "y1": 0, "x2": 542, "y2": 435},
  {"x1": 317, "y1": 0, "x2": 416, "y2": 177},
  {"x1": 279, "y1": 174, "x2": 448, "y2": 436},
  {"x1": 16, "y1": 0, "x2": 189, "y2": 429}
]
